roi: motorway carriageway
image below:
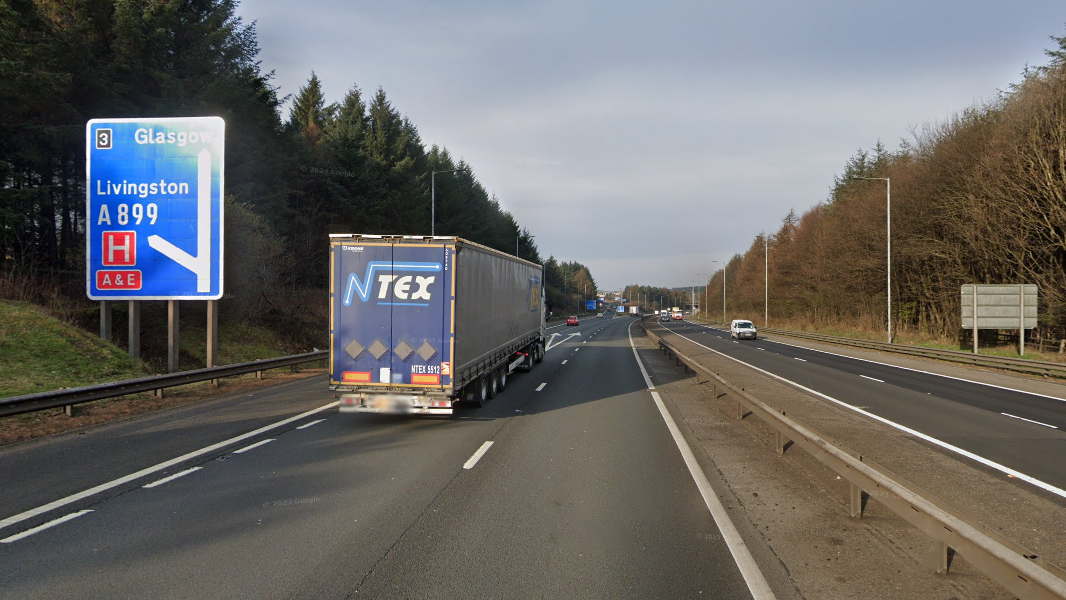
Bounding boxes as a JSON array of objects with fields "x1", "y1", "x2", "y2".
[
  {"x1": 0, "y1": 314, "x2": 774, "y2": 599},
  {"x1": 657, "y1": 320, "x2": 1066, "y2": 499}
]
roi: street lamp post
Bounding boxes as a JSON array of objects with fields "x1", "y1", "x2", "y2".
[
  {"x1": 691, "y1": 273, "x2": 702, "y2": 317},
  {"x1": 712, "y1": 261, "x2": 726, "y2": 324},
  {"x1": 853, "y1": 176, "x2": 891, "y2": 343},
  {"x1": 764, "y1": 235, "x2": 769, "y2": 328},
  {"x1": 431, "y1": 168, "x2": 467, "y2": 236}
]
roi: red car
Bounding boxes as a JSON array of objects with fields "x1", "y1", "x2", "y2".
[{"x1": 566, "y1": 316, "x2": 579, "y2": 326}]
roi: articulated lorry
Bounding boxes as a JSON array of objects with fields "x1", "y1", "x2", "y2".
[{"x1": 329, "y1": 235, "x2": 546, "y2": 415}]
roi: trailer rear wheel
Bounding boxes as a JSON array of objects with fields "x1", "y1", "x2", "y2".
[
  {"x1": 534, "y1": 343, "x2": 544, "y2": 363},
  {"x1": 469, "y1": 378, "x2": 488, "y2": 407},
  {"x1": 498, "y1": 367, "x2": 507, "y2": 391},
  {"x1": 488, "y1": 371, "x2": 499, "y2": 399}
]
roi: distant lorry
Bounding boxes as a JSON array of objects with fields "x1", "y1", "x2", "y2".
[
  {"x1": 329, "y1": 235, "x2": 546, "y2": 415},
  {"x1": 629, "y1": 306, "x2": 639, "y2": 315}
]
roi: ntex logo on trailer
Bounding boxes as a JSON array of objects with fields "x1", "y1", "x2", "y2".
[{"x1": 342, "y1": 262, "x2": 442, "y2": 307}]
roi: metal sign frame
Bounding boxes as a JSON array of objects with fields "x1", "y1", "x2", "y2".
[
  {"x1": 961, "y1": 284, "x2": 1037, "y2": 355},
  {"x1": 960, "y1": 284, "x2": 1037, "y2": 330}
]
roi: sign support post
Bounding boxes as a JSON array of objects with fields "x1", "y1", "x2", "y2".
[
  {"x1": 973, "y1": 287, "x2": 978, "y2": 355},
  {"x1": 168, "y1": 300, "x2": 180, "y2": 373},
  {"x1": 100, "y1": 301, "x2": 112, "y2": 341},
  {"x1": 1020, "y1": 286, "x2": 1025, "y2": 356},
  {"x1": 128, "y1": 300, "x2": 140, "y2": 358},
  {"x1": 207, "y1": 299, "x2": 219, "y2": 385}
]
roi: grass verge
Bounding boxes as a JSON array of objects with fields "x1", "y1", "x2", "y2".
[{"x1": 0, "y1": 300, "x2": 148, "y2": 398}]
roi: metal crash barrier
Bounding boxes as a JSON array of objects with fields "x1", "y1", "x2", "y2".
[
  {"x1": 0, "y1": 351, "x2": 328, "y2": 418},
  {"x1": 640, "y1": 320, "x2": 1066, "y2": 600}
]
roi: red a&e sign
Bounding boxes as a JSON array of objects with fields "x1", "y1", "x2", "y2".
[{"x1": 96, "y1": 270, "x2": 141, "y2": 290}]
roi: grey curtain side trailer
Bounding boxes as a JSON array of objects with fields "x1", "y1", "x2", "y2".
[{"x1": 328, "y1": 235, "x2": 546, "y2": 415}]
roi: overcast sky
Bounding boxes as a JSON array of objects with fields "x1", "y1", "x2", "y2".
[{"x1": 236, "y1": 0, "x2": 1063, "y2": 291}]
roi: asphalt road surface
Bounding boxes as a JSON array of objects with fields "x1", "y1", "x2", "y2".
[
  {"x1": 0, "y1": 313, "x2": 763, "y2": 599},
  {"x1": 657, "y1": 319, "x2": 1066, "y2": 498}
]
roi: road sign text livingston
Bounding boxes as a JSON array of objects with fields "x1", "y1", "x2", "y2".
[{"x1": 95, "y1": 179, "x2": 190, "y2": 199}]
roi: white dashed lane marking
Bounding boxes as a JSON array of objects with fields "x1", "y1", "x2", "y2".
[{"x1": 233, "y1": 439, "x2": 275, "y2": 454}]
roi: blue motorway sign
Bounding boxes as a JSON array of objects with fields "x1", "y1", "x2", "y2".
[
  {"x1": 86, "y1": 117, "x2": 224, "y2": 300},
  {"x1": 585, "y1": 299, "x2": 597, "y2": 311}
]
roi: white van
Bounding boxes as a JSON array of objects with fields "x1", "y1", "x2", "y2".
[{"x1": 730, "y1": 319, "x2": 757, "y2": 340}]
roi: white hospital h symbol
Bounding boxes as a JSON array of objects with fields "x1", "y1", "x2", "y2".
[{"x1": 108, "y1": 233, "x2": 131, "y2": 263}]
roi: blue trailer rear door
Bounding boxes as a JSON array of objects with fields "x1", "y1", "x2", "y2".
[{"x1": 331, "y1": 241, "x2": 454, "y2": 390}]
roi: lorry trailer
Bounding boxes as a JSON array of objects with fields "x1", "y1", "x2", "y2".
[{"x1": 329, "y1": 235, "x2": 546, "y2": 415}]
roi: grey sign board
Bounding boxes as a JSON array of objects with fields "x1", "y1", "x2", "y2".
[{"x1": 960, "y1": 284, "x2": 1037, "y2": 330}]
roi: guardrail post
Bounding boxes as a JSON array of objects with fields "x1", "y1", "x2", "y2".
[
  {"x1": 736, "y1": 399, "x2": 744, "y2": 420},
  {"x1": 156, "y1": 387, "x2": 164, "y2": 399},
  {"x1": 849, "y1": 483, "x2": 863, "y2": 518},
  {"x1": 775, "y1": 431, "x2": 789, "y2": 453},
  {"x1": 931, "y1": 540, "x2": 949, "y2": 573},
  {"x1": 256, "y1": 370, "x2": 263, "y2": 380},
  {"x1": 64, "y1": 404, "x2": 73, "y2": 417}
]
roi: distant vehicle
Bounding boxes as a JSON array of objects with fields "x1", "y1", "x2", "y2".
[
  {"x1": 567, "y1": 316, "x2": 579, "y2": 326},
  {"x1": 629, "y1": 306, "x2": 639, "y2": 315},
  {"x1": 730, "y1": 319, "x2": 757, "y2": 340},
  {"x1": 672, "y1": 310, "x2": 683, "y2": 320},
  {"x1": 597, "y1": 312, "x2": 604, "y2": 318},
  {"x1": 660, "y1": 312, "x2": 671, "y2": 322}
]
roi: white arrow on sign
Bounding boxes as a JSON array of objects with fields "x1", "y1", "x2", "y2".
[{"x1": 147, "y1": 148, "x2": 212, "y2": 292}]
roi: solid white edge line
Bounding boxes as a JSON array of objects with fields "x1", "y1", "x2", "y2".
[
  {"x1": 860, "y1": 375, "x2": 885, "y2": 383},
  {"x1": 767, "y1": 337, "x2": 1066, "y2": 403},
  {"x1": 233, "y1": 438, "x2": 275, "y2": 454},
  {"x1": 1001, "y1": 413, "x2": 1058, "y2": 429},
  {"x1": 143, "y1": 466, "x2": 202, "y2": 489},
  {"x1": 536, "y1": 383, "x2": 547, "y2": 392},
  {"x1": 296, "y1": 419, "x2": 326, "y2": 430},
  {"x1": 666, "y1": 329, "x2": 1066, "y2": 500},
  {"x1": 1, "y1": 510, "x2": 93, "y2": 544},
  {"x1": 628, "y1": 322, "x2": 775, "y2": 600},
  {"x1": 0, "y1": 401, "x2": 339, "y2": 531},
  {"x1": 463, "y1": 441, "x2": 494, "y2": 470}
]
